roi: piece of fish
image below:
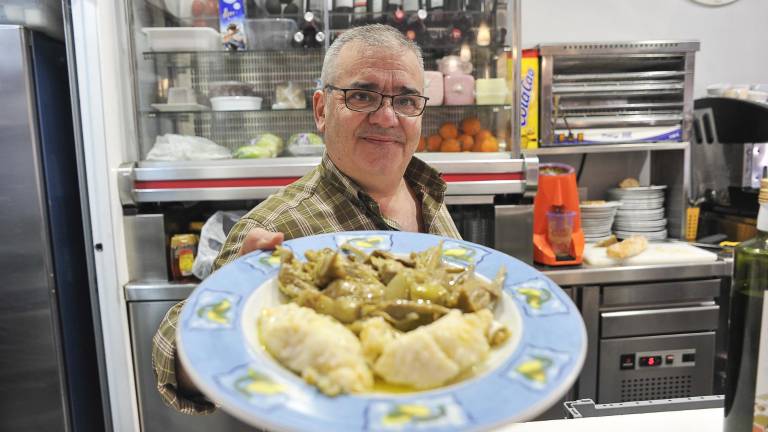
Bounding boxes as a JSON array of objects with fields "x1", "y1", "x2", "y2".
[
  {"x1": 259, "y1": 303, "x2": 373, "y2": 395},
  {"x1": 373, "y1": 309, "x2": 494, "y2": 389}
]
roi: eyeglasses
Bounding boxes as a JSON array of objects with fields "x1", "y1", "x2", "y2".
[{"x1": 324, "y1": 85, "x2": 429, "y2": 117}]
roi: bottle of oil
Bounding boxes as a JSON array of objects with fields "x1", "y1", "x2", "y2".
[{"x1": 724, "y1": 169, "x2": 768, "y2": 432}]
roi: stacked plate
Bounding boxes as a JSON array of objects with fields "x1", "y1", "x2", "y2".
[
  {"x1": 608, "y1": 185, "x2": 668, "y2": 240},
  {"x1": 580, "y1": 201, "x2": 622, "y2": 242}
]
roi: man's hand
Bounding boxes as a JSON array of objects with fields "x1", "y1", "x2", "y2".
[{"x1": 238, "y1": 228, "x2": 285, "y2": 256}]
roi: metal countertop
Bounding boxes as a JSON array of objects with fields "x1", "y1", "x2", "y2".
[
  {"x1": 538, "y1": 259, "x2": 732, "y2": 287},
  {"x1": 125, "y1": 259, "x2": 733, "y2": 302}
]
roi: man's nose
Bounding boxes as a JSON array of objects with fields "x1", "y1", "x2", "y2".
[{"x1": 368, "y1": 97, "x2": 399, "y2": 128}]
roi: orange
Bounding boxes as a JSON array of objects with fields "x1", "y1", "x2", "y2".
[
  {"x1": 417, "y1": 136, "x2": 427, "y2": 152},
  {"x1": 440, "y1": 138, "x2": 461, "y2": 152},
  {"x1": 475, "y1": 129, "x2": 493, "y2": 142},
  {"x1": 474, "y1": 136, "x2": 499, "y2": 152},
  {"x1": 427, "y1": 134, "x2": 442, "y2": 152},
  {"x1": 457, "y1": 134, "x2": 475, "y2": 151},
  {"x1": 438, "y1": 122, "x2": 459, "y2": 140},
  {"x1": 461, "y1": 117, "x2": 482, "y2": 136}
]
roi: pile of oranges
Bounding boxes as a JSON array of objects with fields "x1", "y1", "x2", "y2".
[{"x1": 417, "y1": 117, "x2": 499, "y2": 153}]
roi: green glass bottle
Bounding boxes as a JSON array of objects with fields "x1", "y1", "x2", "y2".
[{"x1": 724, "y1": 174, "x2": 768, "y2": 432}]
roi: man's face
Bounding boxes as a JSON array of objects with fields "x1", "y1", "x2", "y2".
[{"x1": 313, "y1": 42, "x2": 423, "y2": 184}]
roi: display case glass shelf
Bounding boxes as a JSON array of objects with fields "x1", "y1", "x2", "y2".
[{"x1": 129, "y1": 0, "x2": 516, "y2": 162}]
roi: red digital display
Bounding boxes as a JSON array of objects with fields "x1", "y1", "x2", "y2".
[{"x1": 639, "y1": 355, "x2": 662, "y2": 367}]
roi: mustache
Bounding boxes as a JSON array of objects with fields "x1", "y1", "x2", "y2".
[{"x1": 355, "y1": 128, "x2": 406, "y2": 143}]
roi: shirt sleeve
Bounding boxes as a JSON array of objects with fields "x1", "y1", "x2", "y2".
[{"x1": 151, "y1": 300, "x2": 217, "y2": 415}]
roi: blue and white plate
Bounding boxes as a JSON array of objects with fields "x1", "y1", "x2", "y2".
[{"x1": 178, "y1": 231, "x2": 587, "y2": 431}]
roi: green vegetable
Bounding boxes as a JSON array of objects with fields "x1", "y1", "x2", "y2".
[{"x1": 233, "y1": 145, "x2": 274, "y2": 159}]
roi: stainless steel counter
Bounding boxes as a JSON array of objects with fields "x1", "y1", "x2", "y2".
[
  {"x1": 539, "y1": 259, "x2": 732, "y2": 287},
  {"x1": 124, "y1": 259, "x2": 733, "y2": 301}
]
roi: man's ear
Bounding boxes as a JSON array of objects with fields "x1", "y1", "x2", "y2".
[{"x1": 313, "y1": 90, "x2": 326, "y2": 133}]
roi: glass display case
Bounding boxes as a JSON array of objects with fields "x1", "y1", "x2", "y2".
[{"x1": 128, "y1": 0, "x2": 516, "y2": 162}]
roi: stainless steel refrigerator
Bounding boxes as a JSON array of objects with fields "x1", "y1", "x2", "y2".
[{"x1": 0, "y1": 25, "x2": 104, "y2": 431}]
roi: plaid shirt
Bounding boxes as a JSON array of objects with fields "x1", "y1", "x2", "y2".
[{"x1": 152, "y1": 154, "x2": 460, "y2": 414}]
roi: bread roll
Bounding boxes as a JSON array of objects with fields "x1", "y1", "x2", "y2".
[
  {"x1": 595, "y1": 235, "x2": 618, "y2": 248},
  {"x1": 619, "y1": 177, "x2": 640, "y2": 188},
  {"x1": 607, "y1": 235, "x2": 648, "y2": 260}
]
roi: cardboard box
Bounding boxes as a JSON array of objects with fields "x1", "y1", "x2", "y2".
[
  {"x1": 520, "y1": 49, "x2": 539, "y2": 149},
  {"x1": 220, "y1": 0, "x2": 247, "y2": 50}
]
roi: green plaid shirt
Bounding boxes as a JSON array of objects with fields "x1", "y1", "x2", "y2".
[{"x1": 152, "y1": 154, "x2": 460, "y2": 414}]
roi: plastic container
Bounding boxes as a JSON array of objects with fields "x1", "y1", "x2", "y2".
[
  {"x1": 424, "y1": 71, "x2": 444, "y2": 106},
  {"x1": 142, "y1": 27, "x2": 221, "y2": 51},
  {"x1": 546, "y1": 210, "x2": 576, "y2": 258},
  {"x1": 243, "y1": 18, "x2": 297, "y2": 51},
  {"x1": 475, "y1": 78, "x2": 508, "y2": 105},
  {"x1": 436, "y1": 55, "x2": 473, "y2": 75},
  {"x1": 286, "y1": 133, "x2": 325, "y2": 156},
  {"x1": 444, "y1": 74, "x2": 475, "y2": 105},
  {"x1": 210, "y1": 96, "x2": 263, "y2": 111}
]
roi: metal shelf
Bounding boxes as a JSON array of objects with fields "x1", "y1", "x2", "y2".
[
  {"x1": 142, "y1": 104, "x2": 511, "y2": 116},
  {"x1": 142, "y1": 108, "x2": 311, "y2": 116},
  {"x1": 524, "y1": 141, "x2": 689, "y2": 156},
  {"x1": 120, "y1": 152, "x2": 535, "y2": 204}
]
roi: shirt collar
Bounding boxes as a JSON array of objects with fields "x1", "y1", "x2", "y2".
[{"x1": 319, "y1": 152, "x2": 447, "y2": 206}]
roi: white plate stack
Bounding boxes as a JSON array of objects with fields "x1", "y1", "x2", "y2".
[
  {"x1": 608, "y1": 185, "x2": 668, "y2": 240},
  {"x1": 579, "y1": 201, "x2": 622, "y2": 243}
]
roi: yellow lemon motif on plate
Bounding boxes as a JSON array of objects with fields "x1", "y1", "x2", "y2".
[
  {"x1": 516, "y1": 356, "x2": 554, "y2": 384},
  {"x1": 198, "y1": 299, "x2": 231, "y2": 324},
  {"x1": 382, "y1": 404, "x2": 445, "y2": 426},
  {"x1": 348, "y1": 236, "x2": 384, "y2": 249},
  {"x1": 516, "y1": 287, "x2": 551, "y2": 310},
  {"x1": 259, "y1": 252, "x2": 281, "y2": 267},
  {"x1": 443, "y1": 246, "x2": 476, "y2": 263},
  {"x1": 235, "y1": 369, "x2": 284, "y2": 397},
  {"x1": 244, "y1": 380, "x2": 283, "y2": 395}
]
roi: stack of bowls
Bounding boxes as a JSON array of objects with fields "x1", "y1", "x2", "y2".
[
  {"x1": 608, "y1": 185, "x2": 668, "y2": 240},
  {"x1": 579, "y1": 201, "x2": 622, "y2": 243}
]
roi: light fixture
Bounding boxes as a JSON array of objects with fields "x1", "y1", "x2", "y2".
[
  {"x1": 477, "y1": 21, "x2": 491, "y2": 46},
  {"x1": 459, "y1": 42, "x2": 472, "y2": 63}
]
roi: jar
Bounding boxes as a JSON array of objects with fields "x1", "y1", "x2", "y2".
[{"x1": 170, "y1": 234, "x2": 199, "y2": 281}]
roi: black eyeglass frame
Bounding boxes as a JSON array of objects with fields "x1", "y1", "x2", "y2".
[{"x1": 324, "y1": 84, "x2": 429, "y2": 117}]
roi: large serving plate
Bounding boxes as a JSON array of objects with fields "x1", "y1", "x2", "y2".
[{"x1": 177, "y1": 231, "x2": 587, "y2": 432}]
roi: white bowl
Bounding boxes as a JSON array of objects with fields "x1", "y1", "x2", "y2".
[{"x1": 210, "y1": 96, "x2": 263, "y2": 111}]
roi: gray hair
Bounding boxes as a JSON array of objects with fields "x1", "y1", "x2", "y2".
[{"x1": 320, "y1": 24, "x2": 424, "y2": 87}]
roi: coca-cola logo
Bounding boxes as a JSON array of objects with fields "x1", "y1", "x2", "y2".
[{"x1": 520, "y1": 68, "x2": 535, "y2": 127}]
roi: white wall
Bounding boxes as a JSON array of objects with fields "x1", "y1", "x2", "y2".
[{"x1": 521, "y1": 0, "x2": 768, "y2": 97}]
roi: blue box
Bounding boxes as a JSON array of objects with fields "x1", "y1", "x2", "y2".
[{"x1": 219, "y1": 0, "x2": 247, "y2": 50}]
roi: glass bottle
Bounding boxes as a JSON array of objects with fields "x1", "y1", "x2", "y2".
[
  {"x1": 332, "y1": 0, "x2": 353, "y2": 29},
  {"x1": 724, "y1": 171, "x2": 768, "y2": 432}
]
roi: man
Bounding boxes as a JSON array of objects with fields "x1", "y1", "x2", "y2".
[{"x1": 152, "y1": 24, "x2": 461, "y2": 414}]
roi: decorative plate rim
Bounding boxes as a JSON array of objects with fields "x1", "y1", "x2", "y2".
[{"x1": 177, "y1": 231, "x2": 587, "y2": 432}]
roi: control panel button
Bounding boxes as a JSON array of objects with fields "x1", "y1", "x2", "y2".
[
  {"x1": 620, "y1": 354, "x2": 635, "y2": 370},
  {"x1": 682, "y1": 353, "x2": 695, "y2": 363},
  {"x1": 665, "y1": 354, "x2": 675, "y2": 365}
]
